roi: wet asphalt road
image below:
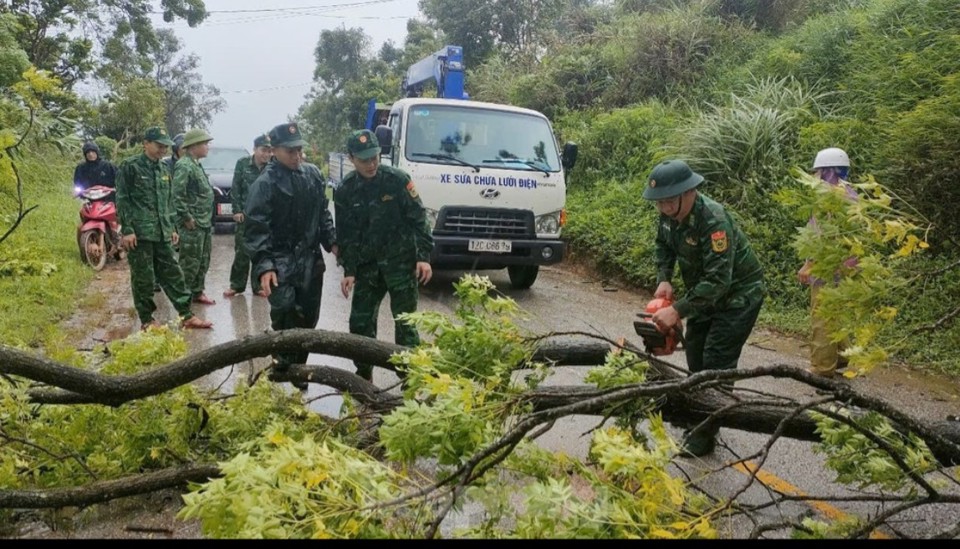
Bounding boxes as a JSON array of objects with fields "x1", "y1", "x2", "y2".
[{"x1": 151, "y1": 232, "x2": 958, "y2": 538}]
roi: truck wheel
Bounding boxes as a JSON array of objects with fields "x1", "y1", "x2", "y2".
[{"x1": 507, "y1": 265, "x2": 539, "y2": 290}]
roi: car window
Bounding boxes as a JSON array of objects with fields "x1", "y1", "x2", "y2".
[{"x1": 204, "y1": 147, "x2": 248, "y2": 172}]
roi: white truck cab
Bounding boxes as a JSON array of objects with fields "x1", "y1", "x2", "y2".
[{"x1": 372, "y1": 97, "x2": 577, "y2": 289}]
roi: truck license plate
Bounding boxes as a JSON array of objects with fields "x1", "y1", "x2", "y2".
[
  {"x1": 218, "y1": 203, "x2": 233, "y2": 216},
  {"x1": 469, "y1": 239, "x2": 512, "y2": 253}
]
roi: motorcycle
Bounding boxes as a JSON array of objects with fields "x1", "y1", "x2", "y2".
[{"x1": 75, "y1": 185, "x2": 123, "y2": 271}]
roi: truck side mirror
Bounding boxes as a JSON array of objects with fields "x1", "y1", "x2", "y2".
[
  {"x1": 561, "y1": 142, "x2": 578, "y2": 171},
  {"x1": 375, "y1": 125, "x2": 393, "y2": 156}
]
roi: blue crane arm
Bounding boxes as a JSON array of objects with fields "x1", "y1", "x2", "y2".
[{"x1": 401, "y1": 45, "x2": 468, "y2": 99}]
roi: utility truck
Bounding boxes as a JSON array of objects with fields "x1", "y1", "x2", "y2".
[{"x1": 329, "y1": 45, "x2": 578, "y2": 289}]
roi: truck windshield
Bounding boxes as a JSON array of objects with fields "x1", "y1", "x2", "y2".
[{"x1": 404, "y1": 105, "x2": 561, "y2": 172}]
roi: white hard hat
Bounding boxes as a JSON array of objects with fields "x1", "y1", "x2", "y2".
[{"x1": 812, "y1": 147, "x2": 850, "y2": 169}]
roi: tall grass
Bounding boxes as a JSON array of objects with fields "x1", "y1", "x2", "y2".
[
  {"x1": 0, "y1": 147, "x2": 92, "y2": 347},
  {"x1": 674, "y1": 76, "x2": 834, "y2": 195}
]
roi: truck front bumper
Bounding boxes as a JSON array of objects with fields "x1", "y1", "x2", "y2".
[{"x1": 430, "y1": 236, "x2": 565, "y2": 269}]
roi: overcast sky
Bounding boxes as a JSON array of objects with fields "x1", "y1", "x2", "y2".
[{"x1": 153, "y1": 0, "x2": 421, "y2": 149}]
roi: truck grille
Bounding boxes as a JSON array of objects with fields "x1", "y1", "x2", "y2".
[{"x1": 435, "y1": 207, "x2": 534, "y2": 238}]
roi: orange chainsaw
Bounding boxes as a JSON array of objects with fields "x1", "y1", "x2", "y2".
[{"x1": 633, "y1": 297, "x2": 685, "y2": 356}]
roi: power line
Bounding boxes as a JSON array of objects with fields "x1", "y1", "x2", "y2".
[
  {"x1": 154, "y1": 1, "x2": 414, "y2": 27},
  {"x1": 203, "y1": 1, "x2": 400, "y2": 13},
  {"x1": 220, "y1": 82, "x2": 315, "y2": 95}
]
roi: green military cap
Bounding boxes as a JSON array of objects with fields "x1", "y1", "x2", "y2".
[
  {"x1": 144, "y1": 126, "x2": 175, "y2": 146},
  {"x1": 642, "y1": 160, "x2": 704, "y2": 201},
  {"x1": 269, "y1": 122, "x2": 306, "y2": 148},
  {"x1": 253, "y1": 133, "x2": 271, "y2": 148},
  {"x1": 181, "y1": 128, "x2": 213, "y2": 148},
  {"x1": 347, "y1": 129, "x2": 380, "y2": 160}
]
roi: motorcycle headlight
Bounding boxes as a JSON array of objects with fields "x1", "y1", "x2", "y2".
[{"x1": 535, "y1": 211, "x2": 562, "y2": 235}]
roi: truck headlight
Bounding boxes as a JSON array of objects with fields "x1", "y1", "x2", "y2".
[
  {"x1": 535, "y1": 211, "x2": 562, "y2": 235},
  {"x1": 425, "y1": 208, "x2": 439, "y2": 230}
]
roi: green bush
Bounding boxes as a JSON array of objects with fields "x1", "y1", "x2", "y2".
[
  {"x1": 878, "y1": 73, "x2": 960, "y2": 248},
  {"x1": 565, "y1": 179, "x2": 660, "y2": 288},
  {"x1": 0, "y1": 145, "x2": 92, "y2": 347},
  {"x1": 509, "y1": 45, "x2": 612, "y2": 118},
  {"x1": 557, "y1": 100, "x2": 680, "y2": 190},
  {"x1": 746, "y1": 13, "x2": 859, "y2": 88},
  {"x1": 0, "y1": 14, "x2": 30, "y2": 88},
  {"x1": 94, "y1": 135, "x2": 120, "y2": 161},
  {"x1": 673, "y1": 76, "x2": 832, "y2": 192},
  {"x1": 844, "y1": 0, "x2": 960, "y2": 118},
  {"x1": 889, "y1": 254, "x2": 960, "y2": 376},
  {"x1": 796, "y1": 118, "x2": 881, "y2": 174},
  {"x1": 599, "y1": 8, "x2": 751, "y2": 107}
]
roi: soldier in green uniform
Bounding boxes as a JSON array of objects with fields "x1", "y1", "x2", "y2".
[
  {"x1": 116, "y1": 126, "x2": 212, "y2": 330},
  {"x1": 642, "y1": 159, "x2": 765, "y2": 457},
  {"x1": 155, "y1": 133, "x2": 185, "y2": 293},
  {"x1": 161, "y1": 133, "x2": 185, "y2": 181},
  {"x1": 224, "y1": 133, "x2": 272, "y2": 298},
  {"x1": 173, "y1": 128, "x2": 217, "y2": 305},
  {"x1": 244, "y1": 122, "x2": 338, "y2": 390},
  {"x1": 335, "y1": 129, "x2": 434, "y2": 381}
]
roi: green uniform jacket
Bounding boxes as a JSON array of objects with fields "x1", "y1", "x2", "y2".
[
  {"x1": 244, "y1": 160, "x2": 337, "y2": 280},
  {"x1": 231, "y1": 155, "x2": 262, "y2": 215},
  {"x1": 173, "y1": 156, "x2": 215, "y2": 229},
  {"x1": 161, "y1": 156, "x2": 177, "y2": 181},
  {"x1": 655, "y1": 193, "x2": 764, "y2": 319},
  {"x1": 334, "y1": 165, "x2": 434, "y2": 278},
  {"x1": 116, "y1": 152, "x2": 177, "y2": 241}
]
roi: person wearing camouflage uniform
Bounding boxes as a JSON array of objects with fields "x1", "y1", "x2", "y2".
[
  {"x1": 155, "y1": 133, "x2": 185, "y2": 294},
  {"x1": 224, "y1": 133, "x2": 272, "y2": 297},
  {"x1": 115, "y1": 126, "x2": 212, "y2": 330},
  {"x1": 161, "y1": 133, "x2": 185, "y2": 181},
  {"x1": 173, "y1": 128, "x2": 217, "y2": 306},
  {"x1": 643, "y1": 159, "x2": 765, "y2": 457},
  {"x1": 335, "y1": 129, "x2": 434, "y2": 381},
  {"x1": 244, "y1": 122, "x2": 338, "y2": 390}
]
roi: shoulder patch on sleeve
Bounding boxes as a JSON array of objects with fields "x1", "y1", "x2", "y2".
[
  {"x1": 406, "y1": 180, "x2": 418, "y2": 199},
  {"x1": 711, "y1": 230, "x2": 728, "y2": 253}
]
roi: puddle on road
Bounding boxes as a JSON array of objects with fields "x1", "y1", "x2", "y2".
[{"x1": 168, "y1": 241, "x2": 400, "y2": 418}]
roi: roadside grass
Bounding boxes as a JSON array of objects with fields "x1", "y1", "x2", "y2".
[{"x1": 0, "y1": 154, "x2": 92, "y2": 348}]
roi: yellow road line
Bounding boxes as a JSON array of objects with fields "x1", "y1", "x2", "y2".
[{"x1": 733, "y1": 461, "x2": 891, "y2": 539}]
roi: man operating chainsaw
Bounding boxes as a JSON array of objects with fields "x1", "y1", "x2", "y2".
[{"x1": 642, "y1": 159, "x2": 766, "y2": 458}]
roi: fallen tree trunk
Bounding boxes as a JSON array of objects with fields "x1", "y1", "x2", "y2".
[
  {"x1": 3, "y1": 330, "x2": 959, "y2": 465},
  {"x1": 0, "y1": 464, "x2": 220, "y2": 509}
]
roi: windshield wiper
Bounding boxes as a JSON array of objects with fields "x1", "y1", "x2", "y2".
[
  {"x1": 410, "y1": 153, "x2": 480, "y2": 172},
  {"x1": 481, "y1": 158, "x2": 551, "y2": 177}
]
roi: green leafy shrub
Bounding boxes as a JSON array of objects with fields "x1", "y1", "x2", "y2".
[
  {"x1": 0, "y1": 145, "x2": 90, "y2": 347},
  {"x1": 674, "y1": 75, "x2": 832, "y2": 191},
  {"x1": 558, "y1": 100, "x2": 679, "y2": 190},
  {"x1": 93, "y1": 135, "x2": 119, "y2": 161},
  {"x1": 775, "y1": 172, "x2": 929, "y2": 374},
  {"x1": 797, "y1": 118, "x2": 881, "y2": 175},
  {"x1": 745, "y1": 11, "x2": 859, "y2": 86},
  {"x1": 811, "y1": 408, "x2": 937, "y2": 493},
  {"x1": 0, "y1": 14, "x2": 30, "y2": 89},
  {"x1": 878, "y1": 73, "x2": 960, "y2": 248},
  {"x1": 844, "y1": 0, "x2": 960, "y2": 119},
  {"x1": 508, "y1": 45, "x2": 613, "y2": 118},
  {"x1": 599, "y1": 7, "x2": 750, "y2": 107},
  {"x1": 564, "y1": 178, "x2": 660, "y2": 287}
]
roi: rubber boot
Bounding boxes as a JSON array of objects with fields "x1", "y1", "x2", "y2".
[
  {"x1": 269, "y1": 358, "x2": 309, "y2": 391},
  {"x1": 680, "y1": 424, "x2": 719, "y2": 458}
]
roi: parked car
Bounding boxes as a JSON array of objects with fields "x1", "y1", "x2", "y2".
[{"x1": 203, "y1": 146, "x2": 249, "y2": 233}]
